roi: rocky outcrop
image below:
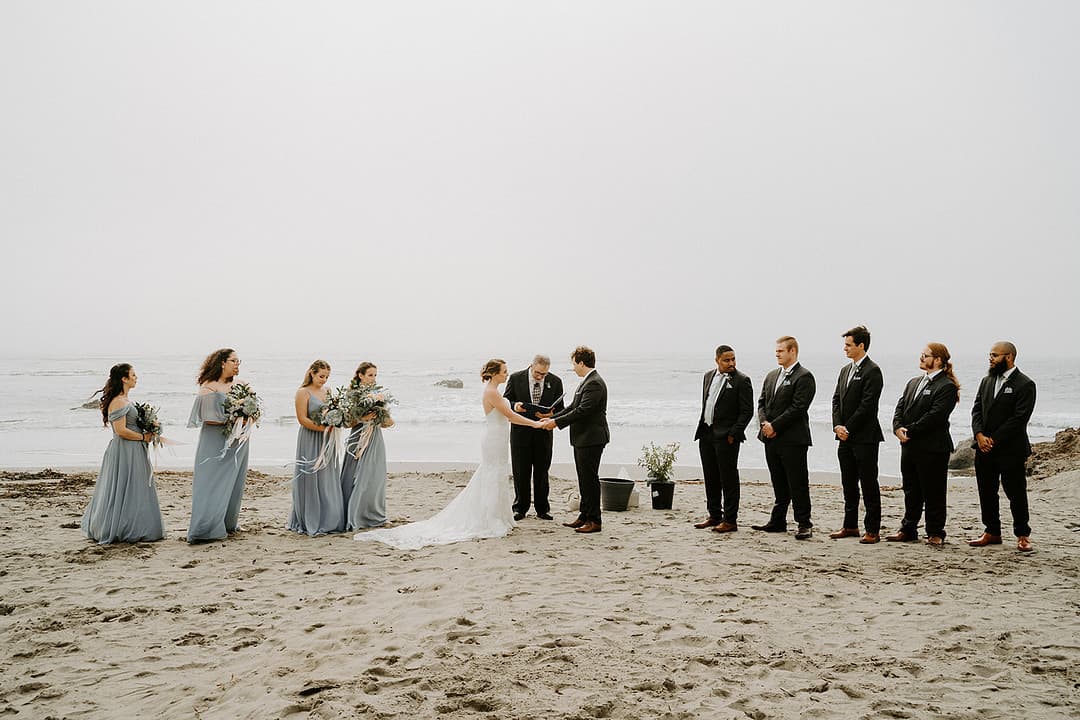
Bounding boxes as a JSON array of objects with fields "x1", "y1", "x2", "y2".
[
  {"x1": 434, "y1": 379, "x2": 464, "y2": 389},
  {"x1": 1027, "y1": 427, "x2": 1080, "y2": 480}
]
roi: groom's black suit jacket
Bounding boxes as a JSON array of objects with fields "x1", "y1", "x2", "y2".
[
  {"x1": 504, "y1": 368, "x2": 565, "y2": 441},
  {"x1": 553, "y1": 370, "x2": 609, "y2": 447},
  {"x1": 694, "y1": 368, "x2": 754, "y2": 443}
]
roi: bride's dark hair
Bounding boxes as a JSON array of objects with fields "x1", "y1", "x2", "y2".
[
  {"x1": 99, "y1": 363, "x2": 132, "y2": 426},
  {"x1": 480, "y1": 359, "x2": 505, "y2": 382}
]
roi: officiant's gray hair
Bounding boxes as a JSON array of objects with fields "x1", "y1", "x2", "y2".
[{"x1": 532, "y1": 354, "x2": 551, "y2": 367}]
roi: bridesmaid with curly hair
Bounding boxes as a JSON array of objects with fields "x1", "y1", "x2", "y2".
[
  {"x1": 288, "y1": 360, "x2": 345, "y2": 536},
  {"x1": 186, "y1": 348, "x2": 250, "y2": 543},
  {"x1": 81, "y1": 363, "x2": 165, "y2": 544}
]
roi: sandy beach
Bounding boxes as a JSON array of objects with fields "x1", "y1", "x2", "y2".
[{"x1": 1, "y1": 462, "x2": 1078, "y2": 719}]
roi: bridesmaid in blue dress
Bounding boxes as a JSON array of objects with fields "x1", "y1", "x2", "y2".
[
  {"x1": 340, "y1": 361, "x2": 376, "y2": 512},
  {"x1": 186, "y1": 348, "x2": 250, "y2": 543},
  {"x1": 82, "y1": 363, "x2": 165, "y2": 544},
  {"x1": 287, "y1": 360, "x2": 345, "y2": 535},
  {"x1": 344, "y1": 362, "x2": 395, "y2": 531}
]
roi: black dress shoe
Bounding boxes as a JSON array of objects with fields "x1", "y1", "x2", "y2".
[
  {"x1": 537, "y1": 513, "x2": 553, "y2": 520},
  {"x1": 751, "y1": 523, "x2": 787, "y2": 532},
  {"x1": 513, "y1": 513, "x2": 526, "y2": 521}
]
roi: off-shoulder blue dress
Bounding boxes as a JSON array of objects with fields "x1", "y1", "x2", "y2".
[
  {"x1": 81, "y1": 404, "x2": 165, "y2": 544},
  {"x1": 186, "y1": 392, "x2": 249, "y2": 542}
]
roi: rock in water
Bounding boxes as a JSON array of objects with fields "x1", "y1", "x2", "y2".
[
  {"x1": 434, "y1": 379, "x2": 464, "y2": 389},
  {"x1": 949, "y1": 437, "x2": 975, "y2": 471}
]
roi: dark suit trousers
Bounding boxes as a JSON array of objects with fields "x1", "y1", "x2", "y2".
[
  {"x1": 837, "y1": 441, "x2": 881, "y2": 533},
  {"x1": 898, "y1": 446, "x2": 949, "y2": 539},
  {"x1": 510, "y1": 430, "x2": 553, "y2": 515},
  {"x1": 574, "y1": 445, "x2": 604, "y2": 524},
  {"x1": 698, "y1": 435, "x2": 741, "y2": 523},
  {"x1": 974, "y1": 452, "x2": 1031, "y2": 537},
  {"x1": 763, "y1": 442, "x2": 812, "y2": 528}
]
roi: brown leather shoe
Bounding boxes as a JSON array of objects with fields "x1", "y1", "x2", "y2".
[
  {"x1": 926, "y1": 536, "x2": 944, "y2": 546},
  {"x1": 563, "y1": 518, "x2": 585, "y2": 528},
  {"x1": 575, "y1": 521, "x2": 602, "y2": 534},
  {"x1": 711, "y1": 522, "x2": 738, "y2": 533},
  {"x1": 967, "y1": 533, "x2": 1002, "y2": 547},
  {"x1": 694, "y1": 517, "x2": 721, "y2": 529},
  {"x1": 829, "y1": 527, "x2": 860, "y2": 540},
  {"x1": 859, "y1": 533, "x2": 880, "y2": 544},
  {"x1": 884, "y1": 531, "x2": 917, "y2": 542},
  {"x1": 1017, "y1": 536, "x2": 1033, "y2": 552}
]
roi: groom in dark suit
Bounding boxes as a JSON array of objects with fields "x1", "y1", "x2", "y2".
[
  {"x1": 752, "y1": 336, "x2": 817, "y2": 539},
  {"x1": 693, "y1": 345, "x2": 754, "y2": 532},
  {"x1": 504, "y1": 354, "x2": 565, "y2": 520},
  {"x1": 968, "y1": 341, "x2": 1037, "y2": 552},
  {"x1": 541, "y1": 346, "x2": 609, "y2": 534}
]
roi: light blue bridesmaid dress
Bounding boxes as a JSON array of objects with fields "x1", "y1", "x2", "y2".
[
  {"x1": 339, "y1": 423, "x2": 363, "y2": 511},
  {"x1": 81, "y1": 404, "x2": 165, "y2": 544},
  {"x1": 186, "y1": 392, "x2": 249, "y2": 542},
  {"x1": 346, "y1": 422, "x2": 388, "y2": 530},
  {"x1": 287, "y1": 393, "x2": 344, "y2": 535}
]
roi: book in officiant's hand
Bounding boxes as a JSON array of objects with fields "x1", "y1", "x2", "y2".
[{"x1": 520, "y1": 393, "x2": 564, "y2": 417}]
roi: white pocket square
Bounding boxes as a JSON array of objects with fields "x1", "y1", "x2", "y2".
[
  {"x1": 1003, "y1": 387, "x2": 1013, "y2": 394},
  {"x1": 923, "y1": 389, "x2": 932, "y2": 395}
]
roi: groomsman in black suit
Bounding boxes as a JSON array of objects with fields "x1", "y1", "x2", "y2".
[
  {"x1": 504, "y1": 354, "x2": 565, "y2": 521},
  {"x1": 968, "y1": 341, "x2": 1037, "y2": 552},
  {"x1": 886, "y1": 343, "x2": 960, "y2": 546},
  {"x1": 752, "y1": 336, "x2": 817, "y2": 539},
  {"x1": 829, "y1": 326, "x2": 885, "y2": 544},
  {"x1": 541, "y1": 346, "x2": 609, "y2": 535},
  {"x1": 693, "y1": 345, "x2": 754, "y2": 533}
]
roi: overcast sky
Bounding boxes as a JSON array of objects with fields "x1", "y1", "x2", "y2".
[{"x1": 2, "y1": 2, "x2": 1078, "y2": 360}]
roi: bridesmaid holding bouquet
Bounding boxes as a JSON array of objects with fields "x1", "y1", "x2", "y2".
[
  {"x1": 186, "y1": 348, "x2": 251, "y2": 543},
  {"x1": 81, "y1": 363, "x2": 165, "y2": 544},
  {"x1": 343, "y1": 362, "x2": 395, "y2": 530},
  {"x1": 287, "y1": 360, "x2": 345, "y2": 535}
]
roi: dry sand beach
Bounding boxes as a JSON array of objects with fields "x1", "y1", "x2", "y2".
[{"x1": 1, "y1": 450, "x2": 1078, "y2": 719}]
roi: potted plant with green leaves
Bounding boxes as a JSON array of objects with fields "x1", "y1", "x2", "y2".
[{"x1": 639, "y1": 441, "x2": 679, "y2": 509}]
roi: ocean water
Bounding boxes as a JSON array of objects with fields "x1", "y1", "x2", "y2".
[{"x1": 1, "y1": 350, "x2": 1076, "y2": 480}]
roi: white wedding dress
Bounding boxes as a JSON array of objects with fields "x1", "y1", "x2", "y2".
[{"x1": 353, "y1": 400, "x2": 515, "y2": 549}]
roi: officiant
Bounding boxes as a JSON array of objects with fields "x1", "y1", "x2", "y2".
[{"x1": 505, "y1": 354, "x2": 565, "y2": 520}]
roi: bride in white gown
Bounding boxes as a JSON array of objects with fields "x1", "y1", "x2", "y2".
[{"x1": 354, "y1": 359, "x2": 547, "y2": 550}]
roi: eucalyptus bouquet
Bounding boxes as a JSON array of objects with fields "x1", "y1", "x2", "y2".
[
  {"x1": 638, "y1": 441, "x2": 680, "y2": 483},
  {"x1": 134, "y1": 402, "x2": 164, "y2": 447},
  {"x1": 222, "y1": 382, "x2": 263, "y2": 441},
  {"x1": 313, "y1": 386, "x2": 349, "y2": 428},
  {"x1": 344, "y1": 381, "x2": 397, "y2": 427}
]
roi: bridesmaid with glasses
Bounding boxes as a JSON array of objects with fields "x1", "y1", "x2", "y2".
[{"x1": 186, "y1": 348, "x2": 250, "y2": 543}]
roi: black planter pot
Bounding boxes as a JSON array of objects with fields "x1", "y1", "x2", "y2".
[
  {"x1": 599, "y1": 478, "x2": 635, "y2": 511},
  {"x1": 649, "y1": 481, "x2": 675, "y2": 509}
]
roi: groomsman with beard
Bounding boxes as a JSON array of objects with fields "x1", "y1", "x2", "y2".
[
  {"x1": 828, "y1": 326, "x2": 885, "y2": 544},
  {"x1": 504, "y1": 354, "x2": 565, "y2": 521},
  {"x1": 968, "y1": 341, "x2": 1037, "y2": 552},
  {"x1": 752, "y1": 336, "x2": 817, "y2": 540},
  {"x1": 541, "y1": 346, "x2": 609, "y2": 535},
  {"x1": 693, "y1": 345, "x2": 754, "y2": 533}
]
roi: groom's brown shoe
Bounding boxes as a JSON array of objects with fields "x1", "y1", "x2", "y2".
[
  {"x1": 694, "y1": 517, "x2": 721, "y2": 529},
  {"x1": 575, "y1": 521, "x2": 601, "y2": 534},
  {"x1": 563, "y1": 518, "x2": 585, "y2": 528}
]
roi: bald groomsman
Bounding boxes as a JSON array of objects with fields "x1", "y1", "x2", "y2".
[{"x1": 968, "y1": 341, "x2": 1037, "y2": 552}]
